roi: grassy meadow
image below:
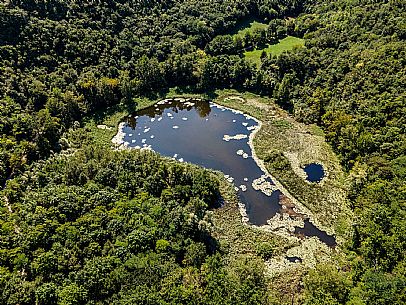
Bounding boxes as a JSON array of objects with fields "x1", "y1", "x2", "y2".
[{"x1": 245, "y1": 36, "x2": 305, "y2": 66}]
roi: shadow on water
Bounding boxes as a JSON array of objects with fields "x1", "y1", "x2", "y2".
[{"x1": 119, "y1": 98, "x2": 336, "y2": 246}]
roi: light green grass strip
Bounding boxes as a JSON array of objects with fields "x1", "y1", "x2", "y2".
[
  {"x1": 244, "y1": 36, "x2": 305, "y2": 66},
  {"x1": 235, "y1": 21, "x2": 268, "y2": 38}
]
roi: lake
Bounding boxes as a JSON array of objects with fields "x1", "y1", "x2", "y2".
[{"x1": 113, "y1": 98, "x2": 336, "y2": 246}]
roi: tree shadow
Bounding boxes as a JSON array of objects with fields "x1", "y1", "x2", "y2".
[{"x1": 87, "y1": 86, "x2": 228, "y2": 127}]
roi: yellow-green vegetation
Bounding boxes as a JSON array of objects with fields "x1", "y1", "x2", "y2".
[
  {"x1": 245, "y1": 36, "x2": 305, "y2": 65},
  {"x1": 234, "y1": 20, "x2": 268, "y2": 38},
  {"x1": 214, "y1": 89, "x2": 352, "y2": 240},
  {"x1": 84, "y1": 97, "x2": 159, "y2": 146},
  {"x1": 212, "y1": 171, "x2": 347, "y2": 305},
  {"x1": 83, "y1": 105, "x2": 132, "y2": 147},
  {"x1": 212, "y1": 174, "x2": 311, "y2": 304}
]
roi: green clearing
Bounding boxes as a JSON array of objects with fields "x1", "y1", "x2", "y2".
[
  {"x1": 234, "y1": 20, "x2": 268, "y2": 38},
  {"x1": 245, "y1": 36, "x2": 305, "y2": 65}
]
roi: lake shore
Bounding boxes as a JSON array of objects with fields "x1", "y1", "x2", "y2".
[
  {"x1": 88, "y1": 90, "x2": 349, "y2": 277},
  {"x1": 110, "y1": 97, "x2": 339, "y2": 243},
  {"x1": 213, "y1": 90, "x2": 352, "y2": 245}
]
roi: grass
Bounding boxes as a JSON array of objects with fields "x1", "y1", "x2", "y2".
[
  {"x1": 235, "y1": 21, "x2": 268, "y2": 38},
  {"x1": 245, "y1": 36, "x2": 305, "y2": 66},
  {"x1": 212, "y1": 172, "x2": 293, "y2": 261},
  {"x1": 209, "y1": 171, "x2": 314, "y2": 303},
  {"x1": 82, "y1": 99, "x2": 148, "y2": 147}
]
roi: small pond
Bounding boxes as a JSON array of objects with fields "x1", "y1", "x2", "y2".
[
  {"x1": 304, "y1": 163, "x2": 325, "y2": 183},
  {"x1": 286, "y1": 256, "x2": 303, "y2": 263},
  {"x1": 113, "y1": 98, "x2": 336, "y2": 246}
]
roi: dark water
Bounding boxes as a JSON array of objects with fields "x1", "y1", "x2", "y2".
[
  {"x1": 295, "y1": 219, "x2": 336, "y2": 247},
  {"x1": 304, "y1": 163, "x2": 325, "y2": 183},
  {"x1": 118, "y1": 99, "x2": 335, "y2": 246},
  {"x1": 286, "y1": 256, "x2": 303, "y2": 263}
]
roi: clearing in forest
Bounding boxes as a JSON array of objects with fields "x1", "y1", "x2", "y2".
[
  {"x1": 245, "y1": 36, "x2": 305, "y2": 65},
  {"x1": 234, "y1": 20, "x2": 268, "y2": 38}
]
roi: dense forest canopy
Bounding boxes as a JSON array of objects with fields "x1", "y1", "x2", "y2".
[
  {"x1": 1, "y1": 145, "x2": 271, "y2": 304},
  {"x1": 1, "y1": 0, "x2": 405, "y2": 304}
]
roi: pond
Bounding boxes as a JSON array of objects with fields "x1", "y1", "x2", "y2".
[
  {"x1": 286, "y1": 256, "x2": 303, "y2": 263},
  {"x1": 304, "y1": 163, "x2": 325, "y2": 183},
  {"x1": 113, "y1": 98, "x2": 336, "y2": 247}
]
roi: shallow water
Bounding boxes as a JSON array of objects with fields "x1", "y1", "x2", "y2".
[
  {"x1": 116, "y1": 99, "x2": 335, "y2": 246},
  {"x1": 304, "y1": 163, "x2": 325, "y2": 183}
]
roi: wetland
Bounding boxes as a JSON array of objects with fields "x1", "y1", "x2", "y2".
[{"x1": 112, "y1": 98, "x2": 336, "y2": 246}]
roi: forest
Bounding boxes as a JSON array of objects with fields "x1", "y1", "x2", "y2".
[{"x1": 0, "y1": 0, "x2": 405, "y2": 304}]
